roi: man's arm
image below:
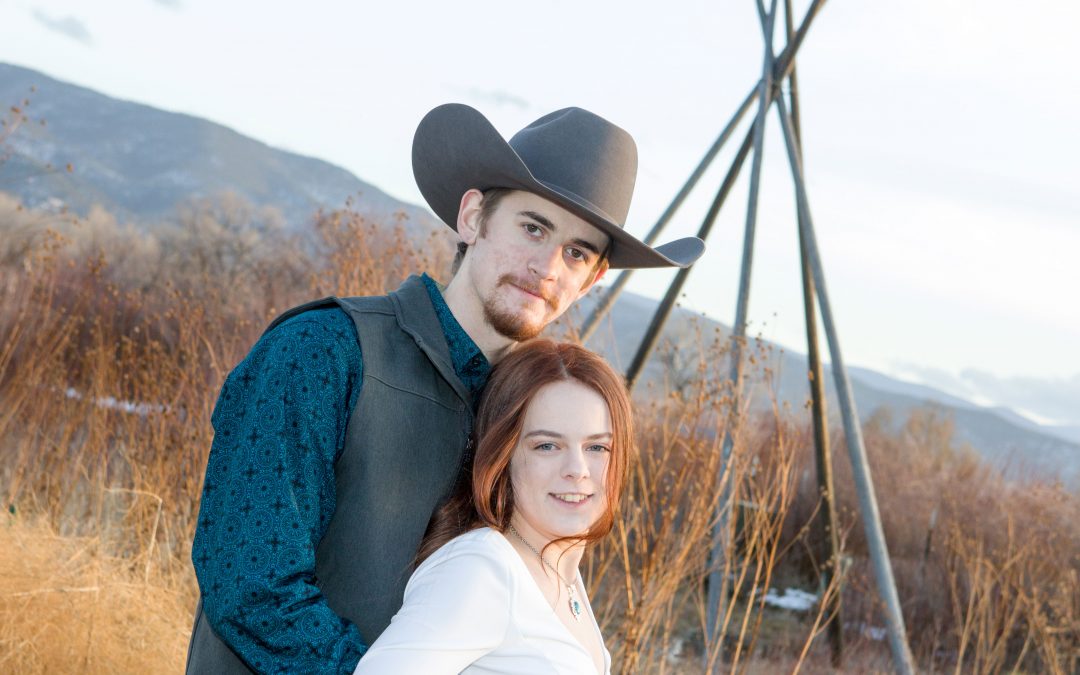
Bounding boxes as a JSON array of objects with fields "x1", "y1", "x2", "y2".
[{"x1": 192, "y1": 307, "x2": 367, "y2": 674}]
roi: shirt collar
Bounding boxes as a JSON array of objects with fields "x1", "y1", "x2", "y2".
[{"x1": 421, "y1": 273, "x2": 491, "y2": 401}]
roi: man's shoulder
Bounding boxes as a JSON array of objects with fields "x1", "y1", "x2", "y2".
[
  {"x1": 258, "y1": 276, "x2": 438, "y2": 356},
  {"x1": 246, "y1": 305, "x2": 362, "y2": 373},
  {"x1": 215, "y1": 305, "x2": 363, "y2": 430},
  {"x1": 334, "y1": 294, "x2": 394, "y2": 318},
  {"x1": 266, "y1": 305, "x2": 357, "y2": 343},
  {"x1": 336, "y1": 275, "x2": 434, "y2": 319}
]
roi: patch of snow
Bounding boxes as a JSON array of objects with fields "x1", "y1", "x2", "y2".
[
  {"x1": 763, "y1": 587, "x2": 818, "y2": 612},
  {"x1": 64, "y1": 387, "x2": 168, "y2": 416},
  {"x1": 845, "y1": 621, "x2": 887, "y2": 641},
  {"x1": 665, "y1": 637, "x2": 685, "y2": 664}
]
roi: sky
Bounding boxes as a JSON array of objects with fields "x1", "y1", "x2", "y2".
[{"x1": 3, "y1": 0, "x2": 1079, "y2": 426}]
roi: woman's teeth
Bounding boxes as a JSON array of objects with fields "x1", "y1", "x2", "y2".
[{"x1": 553, "y1": 493, "x2": 589, "y2": 503}]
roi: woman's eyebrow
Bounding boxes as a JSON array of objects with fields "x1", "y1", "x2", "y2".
[
  {"x1": 523, "y1": 429, "x2": 563, "y2": 439},
  {"x1": 522, "y1": 430, "x2": 612, "y2": 440}
]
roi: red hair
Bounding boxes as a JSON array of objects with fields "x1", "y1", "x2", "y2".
[{"x1": 419, "y1": 339, "x2": 633, "y2": 563}]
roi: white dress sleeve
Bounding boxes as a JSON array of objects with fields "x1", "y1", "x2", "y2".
[{"x1": 353, "y1": 533, "x2": 512, "y2": 674}]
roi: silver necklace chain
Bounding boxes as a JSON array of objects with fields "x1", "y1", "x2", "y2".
[{"x1": 508, "y1": 524, "x2": 583, "y2": 620}]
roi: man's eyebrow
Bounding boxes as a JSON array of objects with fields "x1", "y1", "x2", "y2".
[
  {"x1": 520, "y1": 210, "x2": 557, "y2": 232},
  {"x1": 570, "y1": 237, "x2": 602, "y2": 257},
  {"x1": 519, "y1": 210, "x2": 603, "y2": 256}
]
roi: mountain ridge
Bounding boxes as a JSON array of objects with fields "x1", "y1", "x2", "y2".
[
  {"x1": 0, "y1": 61, "x2": 441, "y2": 234},
  {"x1": 3, "y1": 60, "x2": 1075, "y2": 487}
]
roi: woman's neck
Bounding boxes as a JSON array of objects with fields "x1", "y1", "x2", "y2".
[{"x1": 507, "y1": 516, "x2": 585, "y2": 582}]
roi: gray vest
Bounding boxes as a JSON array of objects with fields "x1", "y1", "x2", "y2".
[{"x1": 186, "y1": 275, "x2": 474, "y2": 673}]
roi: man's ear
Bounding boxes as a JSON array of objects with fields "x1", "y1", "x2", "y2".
[{"x1": 456, "y1": 189, "x2": 485, "y2": 246}]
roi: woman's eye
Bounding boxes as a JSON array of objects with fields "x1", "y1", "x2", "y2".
[
  {"x1": 534, "y1": 442, "x2": 557, "y2": 451},
  {"x1": 588, "y1": 444, "x2": 611, "y2": 453}
]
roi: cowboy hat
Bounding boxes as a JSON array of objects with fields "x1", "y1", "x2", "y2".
[{"x1": 412, "y1": 103, "x2": 704, "y2": 269}]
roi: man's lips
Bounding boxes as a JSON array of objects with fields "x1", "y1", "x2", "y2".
[{"x1": 499, "y1": 276, "x2": 557, "y2": 310}]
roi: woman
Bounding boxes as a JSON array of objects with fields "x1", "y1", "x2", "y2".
[{"x1": 354, "y1": 340, "x2": 633, "y2": 674}]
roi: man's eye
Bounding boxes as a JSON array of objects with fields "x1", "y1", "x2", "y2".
[
  {"x1": 566, "y1": 247, "x2": 587, "y2": 262},
  {"x1": 524, "y1": 223, "x2": 542, "y2": 236}
]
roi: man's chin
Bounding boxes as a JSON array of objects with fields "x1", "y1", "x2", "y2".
[{"x1": 483, "y1": 305, "x2": 547, "y2": 342}]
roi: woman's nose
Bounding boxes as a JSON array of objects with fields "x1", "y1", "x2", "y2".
[{"x1": 562, "y1": 447, "x2": 590, "y2": 480}]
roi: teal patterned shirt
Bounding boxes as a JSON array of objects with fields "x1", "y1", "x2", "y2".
[{"x1": 191, "y1": 274, "x2": 490, "y2": 674}]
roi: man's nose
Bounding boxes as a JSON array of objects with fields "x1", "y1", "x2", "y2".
[{"x1": 527, "y1": 244, "x2": 562, "y2": 280}]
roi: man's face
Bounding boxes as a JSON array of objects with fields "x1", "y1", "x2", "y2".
[{"x1": 461, "y1": 190, "x2": 609, "y2": 341}]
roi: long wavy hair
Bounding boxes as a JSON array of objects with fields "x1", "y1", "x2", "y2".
[{"x1": 418, "y1": 339, "x2": 633, "y2": 563}]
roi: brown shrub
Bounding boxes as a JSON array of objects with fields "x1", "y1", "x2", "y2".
[
  {"x1": 782, "y1": 405, "x2": 1080, "y2": 673},
  {"x1": 1, "y1": 194, "x2": 1077, "y2": 674}
]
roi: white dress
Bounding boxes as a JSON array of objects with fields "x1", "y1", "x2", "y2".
[{"x1": 353, "y1": 527, "x2": 611, "y2": 674}]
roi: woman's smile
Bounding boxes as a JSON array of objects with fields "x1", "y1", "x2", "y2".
[{"x1": 550, "y1": 493, "x2": 593, "y2": 506}]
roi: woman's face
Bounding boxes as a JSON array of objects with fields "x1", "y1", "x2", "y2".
[{"x1": 509, "y1": 379, "x2": 613, "y2": 542}]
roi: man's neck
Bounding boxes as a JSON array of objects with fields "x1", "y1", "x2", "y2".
[{"x1": 442, "y1": 276, "x2": 516, "y2": 364}]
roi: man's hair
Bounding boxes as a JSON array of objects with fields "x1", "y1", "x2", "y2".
[
  {"x1": 451, "y1": 188, "x2": 610, "y2": 287},
  {"x1": 417, "y1": 339, "x2": 634, "y2": 564}
]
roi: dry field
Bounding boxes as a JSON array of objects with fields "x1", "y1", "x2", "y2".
[{"x1": 1, "y1": 193, "x2": 1077, "y2": 673}]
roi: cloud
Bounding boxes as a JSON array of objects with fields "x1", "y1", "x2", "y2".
[
  {"x1": 151, "y1": 0, "x2": 183, "y2": 8},
  {"x1": 460, "y1": 88, "x2": 530, "y2": 110},
  {"x1": 958, "y1": 370, "x2": 1080, "y2": 427},
  {"x1": 31, "y1": 9, "x2": 92, "y2": 45},
  {"x1": 896, "y1": 364, "x2": 1080, "y2": 427}
]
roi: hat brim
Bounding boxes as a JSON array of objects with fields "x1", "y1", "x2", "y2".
[{"x1": 412, "y1": 104, "x2": 704, "y2": 269}]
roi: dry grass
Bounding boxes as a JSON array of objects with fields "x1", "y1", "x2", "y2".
[
  {"x1": 1, "y1": 193, "x2": 1077, "y2": 674},
  {"x1": 0, "y1": 515, "x2": 192, "y2": 672}
]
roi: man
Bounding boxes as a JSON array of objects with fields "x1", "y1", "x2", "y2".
[{"x1": 186, "y1": 103, "x2": 703, "y2": 673}]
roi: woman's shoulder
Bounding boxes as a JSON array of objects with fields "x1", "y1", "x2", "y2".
[
  {"x1": 404, "y1": 527, "x2": 518, "y2": 608},
  {"x1": 419, "y1": 526, "x2": 514, "y2": 568}
]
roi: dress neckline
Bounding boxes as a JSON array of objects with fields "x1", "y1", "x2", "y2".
[{"x1": 489, "y1": 528, "x2": 610, "y2": 675}]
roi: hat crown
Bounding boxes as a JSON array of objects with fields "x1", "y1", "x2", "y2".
[
  {"x1": 509, "y1": 107, "x2": 637, "y2": 225},
  {"x1": 411, "y1": 103, "x2": 704, "y2": 268}
]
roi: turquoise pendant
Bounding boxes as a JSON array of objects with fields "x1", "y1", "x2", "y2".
[{"x1": 568, "y1": 585, "x2": 583, "y2": 621}]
